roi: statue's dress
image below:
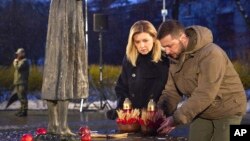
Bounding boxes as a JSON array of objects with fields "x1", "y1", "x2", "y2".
[{"x1": 42, "y1": 0, "x2": 88, "y2": 100}]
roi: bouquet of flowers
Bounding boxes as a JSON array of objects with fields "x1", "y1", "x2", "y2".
[
  {"x1": 116, "y1": 109, "x2": 140, "y2": 124},
  {"x1": 116, "y1": 108, "x2": 141, "y2": 133},
  {"x1": 138, "y1": 99, "x2": 164, "y2": 135}
]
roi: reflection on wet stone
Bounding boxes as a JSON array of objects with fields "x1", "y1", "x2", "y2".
[
  {"x1": 35, "y1": 134, "x2": 80, "y2": 141},
  {"x1": 13, "y1": 133, "x2": 185, "y2": 141},
  {"x1": 0, "y1": 111, "x2": 190, "y2": 141},
  {"x1": 0, "y1": 130, "x2": 188, "y2": 141}
]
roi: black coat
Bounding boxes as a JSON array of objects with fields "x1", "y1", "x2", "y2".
[{"x1": 115, "y1": 52, "x2": 169, "y2": 109}]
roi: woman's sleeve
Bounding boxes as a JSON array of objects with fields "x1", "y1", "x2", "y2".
[{"x1": 115, "y1": 57, "x2": 129, "y2": 109}]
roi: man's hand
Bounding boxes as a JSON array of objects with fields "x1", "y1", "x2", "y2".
[
  {"x1": 157, "y1": 116, "x2": 176, "y2": 134},
  {"x1": 13, "y1": 59, "x2": 18, "y2": 66}
]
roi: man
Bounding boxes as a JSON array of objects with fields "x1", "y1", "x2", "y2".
[
  {"x1": 157, "y1": 20, "x2": 247, "y2": 141},
  {"x1": 13, "y1": 48, "x2": 30, "y2": 117}
]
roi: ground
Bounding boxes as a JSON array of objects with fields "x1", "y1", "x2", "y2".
[
  {"x1": 0, "y1": 110, "x2": 188, "y2": 141},
  {"x1": 0, "y1": 110, "x2": 249, "y2": 141}
]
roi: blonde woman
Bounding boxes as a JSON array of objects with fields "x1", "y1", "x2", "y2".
[{"x1": 107, "y1": 20, "x2": 169, "y2": 119}]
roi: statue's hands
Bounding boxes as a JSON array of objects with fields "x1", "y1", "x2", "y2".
[{"x1": 157, "y1": 116, "x2": 176, "y2": 135}]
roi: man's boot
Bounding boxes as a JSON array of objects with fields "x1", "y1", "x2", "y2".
[
  {"x1": 15, "y1": 108, "x2": 22, "y2": 116},
  {"x1": 57, "y1": 100, "x2": 76, "y2": 136},
  {"x1": 16, "y1": 101, "x2": 27, "y2": 117},
  {"x1": 47, "y1": 100, "x2": 59, "y2": 134}
]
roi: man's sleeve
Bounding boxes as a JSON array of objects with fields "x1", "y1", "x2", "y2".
[
  {"x1": 173, "y1": 46, "x2": 227, "y2": 125},
  {"x1": 157, "y1": 68, "x2": 183, "y2": 117}
]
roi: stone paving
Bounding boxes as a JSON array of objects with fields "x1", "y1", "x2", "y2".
[{"x1": 0, "y1": 110, "x2": 249, "y2": 141}]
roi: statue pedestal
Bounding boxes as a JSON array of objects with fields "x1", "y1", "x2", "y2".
[{"x1": 35, "y1": 134, "x2": 80, "y2": 141}]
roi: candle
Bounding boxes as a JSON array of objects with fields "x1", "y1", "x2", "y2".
[
  {"x1": 147, "y1": 99, "x2": 156, "y2": 112},
  {"x1": 123, "y1": 98, "x2": 132, "y2": 110}
]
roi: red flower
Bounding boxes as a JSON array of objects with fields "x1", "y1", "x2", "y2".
[
  {"x1": 139, "y1": 110, "x2": 164, "y2": 129},
  {"x1": 21, "y1": 134, "x2": 33, "y2": 141},
  {"x1": 36, "y1": 128, "x2": 47, "y2": 135},
  {"x1": 127, "y1": 118, "x2": 138, "y2": 124},
  {"x1": 138, "y1": 118, "x2": 145, "y2": 125},
  {"x1": 79, "y1": 126, "x2": 91, "y2": 136},
  {"x1": 81, "y1": 134, "x2": 91, "y2": 141},
  {"x1": 116, "y1": 118, "x2": 139, "y2": 124}
]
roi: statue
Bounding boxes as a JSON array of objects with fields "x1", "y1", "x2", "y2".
[{"x1": 42, "y1": 0, "x2": 88, "y2": 136}]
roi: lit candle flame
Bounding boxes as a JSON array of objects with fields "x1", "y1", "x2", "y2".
[
  {"x1": 147, "y1": 99, "x2": 156, "y2": 112},
  {"x1": 123, "y1": 98, "x2": 132, "y2": 110}
]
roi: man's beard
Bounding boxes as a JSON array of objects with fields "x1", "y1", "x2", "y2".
[{"x1": 171, "y1": 41, "x2": 186, "y2": 59}]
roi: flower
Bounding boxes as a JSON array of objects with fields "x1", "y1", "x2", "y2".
[
  {"x1": 36, "y1": 128, "x2": 47, "y2": 135},
  {"x1": 139, "y1": 109, "x2": 164, "y2": 129},
  {"x1": 79, "y1": 126, "x2": 91, "y2": 136},
  {"x1": 116, "y1": 109, "x2": 140, "y2": 124},
  {"x1": 21, "y1": 134, "x2": 33, "y2": 141}
]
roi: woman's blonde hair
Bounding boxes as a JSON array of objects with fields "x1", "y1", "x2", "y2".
[{"x1": 126, "y1": 20, "x2": 162, "y2": 66}]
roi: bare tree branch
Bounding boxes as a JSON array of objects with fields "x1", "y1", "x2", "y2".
[{"x1": 234, "y1": 0, "x2": 250, "y2": 29}]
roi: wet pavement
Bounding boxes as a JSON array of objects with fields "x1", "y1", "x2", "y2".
[
  {"x1": 0, "y1": 110, "x2": 189, "y2": 141},
  {"x1": 0, "y1": 110, "x2": 249, "y2": 141}
]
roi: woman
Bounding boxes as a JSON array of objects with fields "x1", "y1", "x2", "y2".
[{"x1": 108, "y1": 20, "x2": 169, "y2": 119}]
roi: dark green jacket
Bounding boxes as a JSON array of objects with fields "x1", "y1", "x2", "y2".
[
  {"x1": 157, "y1": 26, "x2": 247, "y2": 125},
  {"x1": 13, "y1": 58, "x2": 29, "y2": 86}
]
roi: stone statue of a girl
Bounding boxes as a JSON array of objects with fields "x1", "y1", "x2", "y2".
[{"x1": 42, "y1": 0, "x2": 88, "y2": 136}]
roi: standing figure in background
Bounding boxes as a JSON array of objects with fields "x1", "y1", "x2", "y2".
[
  {"x1": 13, "y1": 48, "x2": 30, "y2": 117},
  {"x1": 42, "y1": 0, "x2": 88, "y2": 136},
  {"x1": 107, "y1": 20, "x2": 169, "y2": 119},
  {"x1": 157, "y1": 20, "x2": 247, "y2": 141}
]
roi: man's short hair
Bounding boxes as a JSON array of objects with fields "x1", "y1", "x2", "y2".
[{"x1": 157, "y1": 20, "x2": 185, "y2": 40}]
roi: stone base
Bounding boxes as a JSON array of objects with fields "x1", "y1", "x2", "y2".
[{"x1": 35, "y1": 134, "x2": 80, "y2": 141}]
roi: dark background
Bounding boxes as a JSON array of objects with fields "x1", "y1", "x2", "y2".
[{"x1": 0, "y1": 0, "x2": 249, "y2": 66}]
